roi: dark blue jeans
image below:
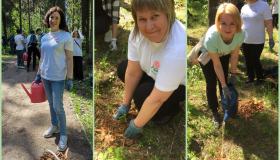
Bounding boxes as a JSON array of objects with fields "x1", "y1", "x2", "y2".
[
  {"x1": 10, "y1": 43, "x2": 15, "y2": 54},
  {"x1": 16, "y1": 50, "x2": 23, "y2": 66}
]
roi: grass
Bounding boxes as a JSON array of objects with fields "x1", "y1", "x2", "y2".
[
  {"x1": 94, "y1": 0, "x2": 186, "y2": 159},
  {"x1": 187, "y1": 25, "x2": 278, "y2": 159}
]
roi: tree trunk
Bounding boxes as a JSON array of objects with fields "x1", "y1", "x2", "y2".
[
  {"x1": 19, "y1": 0, "x2": 22, "y2": 31},
  {"x1": 28, "y1": 0, "x2": 30, "y2": 29},
  {"x1": 53, "y1": 0, "x2": 56, "y2": 7},
  {"x1": 72, "y1": 0, "x2": 75, "y2": 31},
  {"x1": 207, "y1": 0, "x2": 218, "y2": 29},
  {"x1": 81, "y1": 0, "x2": 90, "y2": 53},
  {"x1": 230, "y1": 0, "x2": 238, "y2": 6},
  {"x1": 2, "y1": 11, "x2": 7, "y2": 37},
  {"x1": 89, "y1": 0, "x2": 93, "y2": 58}
]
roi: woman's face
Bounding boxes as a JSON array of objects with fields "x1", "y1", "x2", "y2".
[
  {"x1": 73, "y1": 31, "x2": 79, "y2": 38},
  {"x1": 49, "y1": 11, "x2": 61, "y2": 30},
  {"x1": 136, "y1": 8, "x2": 168, "y2": 43},
  {"x1": 219, "y1": 14, "x2": 237, "y2": 40}
]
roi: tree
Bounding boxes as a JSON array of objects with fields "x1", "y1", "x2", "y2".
[
  {"x1": 19, "y1": 0, "x2": 22, "y2": 31},
  {"x1": 207, "y1": 0, "x2": 218, "y2": 29},
  {"x1": 81, "y1": 0, "x2": 90, "y2": 52}
]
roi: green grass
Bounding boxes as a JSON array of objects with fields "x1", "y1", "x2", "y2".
[{"x1": 187, "y1": 26, "x2": 278, "y2": 159}]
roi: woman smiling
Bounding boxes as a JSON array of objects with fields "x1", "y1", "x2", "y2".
[
  {"x1": 114, "y1": 0, "x2": 186, "y2": 138},
  {"x1": 199, "y1": 3, "x2": 245, "y2": 127}
]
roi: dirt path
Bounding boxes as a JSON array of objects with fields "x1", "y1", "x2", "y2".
[{"x1": 2, "y1": 57, "x2": 92, "y2": 160}]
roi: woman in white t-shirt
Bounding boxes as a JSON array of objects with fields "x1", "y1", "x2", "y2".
[
  {"x1": 271, "y1": 0, "x2": 278, "y2": 29},
  {"x1": 200, "y1": 4, "x2": 245, "y2": 127},
  {"x1": 241, "y1": 0, "x2": 275, "y2": 85},
  {"x1": 71, "y1": 29, "x2": 84, "y2": 82},
  {"x1": 34, "y1": 6, "x2": 73, "y2": 152},
  {"x1": 114, "y1": 0, "x2": 186, "y2": 138}
]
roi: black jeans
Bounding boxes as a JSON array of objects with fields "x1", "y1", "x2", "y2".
[
  {"x1": 27, "y1": 46, "x2": 40, "y2": 69},
  {"x1": 117, "y1": 60, "x2": 186, "y2": 121},
  {"x1": 272, "y1": 14, "x2": 278, "y2": 29},
  {"x1": 200, "y1": 53, "x2": 230, "y2": 113},
  {"x1": 242, "y1": 43, "x2": 265, "y2": 80},
  {"x1": 95, "y1": 13, "x2": 112, "y2": 36},
  {"x1": 73, "y1": 56, "x2": 84, "y2": 80}
]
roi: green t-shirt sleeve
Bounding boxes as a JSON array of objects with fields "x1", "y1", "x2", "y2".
[
  {"x1": 204, "y1": 28, "x2": 218, "y2": 54},
  {"x1": 237, "y1": 29, "x2": 246, "y2": 46}
]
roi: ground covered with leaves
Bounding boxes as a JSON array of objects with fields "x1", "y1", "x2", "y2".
[
  {"x1": 94, "y1": 0, "x2": 186, "y2": 159},
  {"x1": 187, "y1": 25, "x2": 278, "y2": 159}
]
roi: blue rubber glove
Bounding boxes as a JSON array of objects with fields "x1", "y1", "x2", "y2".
[
  {"x1": 113, "y1": 103, "x2": 131, "y2": 120},
  {"x1": 222, "y1": 86, "x2": 232, "y2": 99},
  {"x1": 269, "y1": 38, "x2": 275, "y2": 49},
  {"x1": 65, "y1": 78, "x2": 73, "y2": 91},
  {"x1": 210, "y1": 7, "x2": 216, "y2": 11},
  {"x1": 34, "y1": 75, "x2": 42, "y2": 84},
  {"x1": 124, "y1": 119, "x2": 143, "y2": 138},
  {"x1": 228, "y1": 75, "x2": 236, "y2": 86}
]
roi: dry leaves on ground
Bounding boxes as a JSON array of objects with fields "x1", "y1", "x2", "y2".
[{"x1": 238, "y1": 99, "x2": 265, "y2": 121}]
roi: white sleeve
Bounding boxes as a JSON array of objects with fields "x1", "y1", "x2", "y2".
[
  {"x1": 272, "y1": 0, "x2": 275, "y2": 3},
  {"x1": 64, "y1": 34, "x2": 73, "y2": 51},
  {"x1": 127, "y1": 29, "x2": 139, "y2": 61},
  {"x1": 263, "y1": 3, "x2": 273, "y2": 20},
  {"x1": 155, "y1": 58, "x2": 185, "y2": 92}
]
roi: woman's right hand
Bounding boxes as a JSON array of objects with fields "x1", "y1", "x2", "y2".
[
  {"x1": 113, "y1": 103, "x2": 131, "y2": 120},
  {"x1": 222, "y1": 86, "x2": 232, "y2": 99},
  {"x1": 34, "y1": 75, "x2": 41, "y2": 84}
]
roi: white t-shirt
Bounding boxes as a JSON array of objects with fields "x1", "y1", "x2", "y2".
[
  {"x1": 73, "y1": 38, "x2": 83, "y2": 56},
  {"x1": 128, "y1": 19, "x2": 186, "y2": 92},
  {"x1": 272, "y1": 0, "x2": 278, "y2": 14},
  {"x1": 241, "y1": 0, "x2": 272, "y2": 44},
  {"x1": 14, "y1": 34, "x2": 24, "y2": 50},
  {"x1": 40, "y1": 30, "x2": 73, "y2": 81}
]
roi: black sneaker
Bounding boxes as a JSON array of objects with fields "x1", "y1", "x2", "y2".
[
  {"x1": 212, "y1": 112, "x2": 220, "y2": 128},
  {"x1": 245, "y1": 79, "x2": 254, "y2": 84},
  {"x1": 26, "y1": 67, "x2": 29, "y2": 72}
]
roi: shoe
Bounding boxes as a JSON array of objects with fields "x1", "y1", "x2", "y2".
[
  {"x1": 104, "y1": 30, "x2": 112, "y2": 42},
  {"x1": 154, "y1": 104, "x2": 180, "y2": 125},
  {"x1": 254, "y1": 80, "x2": 263, "y2": 86},
  {"x1": 241, "y1": 65, "x2": 246, "y2": 68},
  {"x1": 20, "y1": 66, "x2": 26, "y2": 69},
  {"x1": 57, "y1": 135, "x2": 68, "y2": 151},
  {"x1": 43, "y1": 125, "x2": 60, "y2": 138},
  {"x1": 212, "y1": 112, "x2": 220, "y2": 128},
  {"x1": 26, "y1": 67, "x2": 29, "y2": 72},
  {"x1": 33, "y1": 68, "x2": 36, "y2": 71},
  {"x1": 245, "y1": 79, "x2": 254, "y2": 84},
  {"x1": 17, "y1": 66, "x2": 20, "y2": 69}
]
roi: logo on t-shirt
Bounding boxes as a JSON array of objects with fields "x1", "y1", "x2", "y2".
[
  {"x1": 151, "y1": 61, "x2": 160, "y2": 75},
  {"x1": 252, "y1": 8, "x2": 258, "y2": 13},
  {"x1": 55, "y1": 38, "x2": 60, "y2": 43}
]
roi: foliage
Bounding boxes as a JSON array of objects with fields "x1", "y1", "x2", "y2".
[
  {"x1": 187, "y1": 0, "x2": 208, "y2": 27},
  {"x1": 98, "y1": 146, "x2": 128, "y2": 160}
]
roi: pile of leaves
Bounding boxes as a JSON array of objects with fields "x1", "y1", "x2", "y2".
[
  {"x1": 238, "y1": 99, "x2": 265, "y2": 121},
  {"x1": 95, "y1": 111, "x2": 141, "y2": 148},
  {"x1": 38, "y1": 149, "x2": 69, "y2": 160}
]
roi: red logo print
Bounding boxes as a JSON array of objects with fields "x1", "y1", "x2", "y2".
[
  {"x1": 154, "y1": 61, "x2": 160, "y2": 69},
  {"x1": 55, "y1": 38, "x2": 60, "y2": 41},
  {"x1": 254, "y1": 8, "x2": 257, "y2": 11}
]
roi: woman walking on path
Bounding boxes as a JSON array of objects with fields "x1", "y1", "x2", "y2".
[
  {"x1": 241, "y1": 0, "x2": 275, "y2": 85},
  {"x1": 34, "y1": 6, "x2": 73, "y2": 151},
  {"x1": 26, "y1": 30, "x2": 40, "y2": 71},
  {"x1": 199, "y1": 4, "x2": 245, "y2": 127},
  {"x1": 71, "y1": 29, "x2": 84, "y2": 82},
  {"x1": 271, "y1": 0, "x2": 278, "y2": 29},
  {"x1": 114, "y1": 0, "x2": 186, "y2": 138}
]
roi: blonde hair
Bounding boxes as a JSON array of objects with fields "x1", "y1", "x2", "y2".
[
  {"x1": 130, "y1": 0, "x2": 175, "y2": 40},
  {"x1": 215, "y1": 3, "x2": 242, "y2": 33}
]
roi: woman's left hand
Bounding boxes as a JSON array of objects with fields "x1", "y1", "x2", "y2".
[
  {"x1": 124, "y1": 119, "x2": 143, "y2": 138},
  {"x1": 228, "y1": 75, "x2": 236, "y2": 86},
  {"x1": 269, "y1": 38, "x2": 275, "y2": 49},
  {"x1": 65, "y1": 78, "x2": 73, "y2": 91}
]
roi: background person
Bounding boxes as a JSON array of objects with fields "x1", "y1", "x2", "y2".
[
  {"x1": 95, "y1": 0, "x2": 120, "y2": 51},
  {"x1": 36, "y1": 28, "x2": 45, "y2": 51},
  {"x1": 14, "y1": 29, "x2": 26, "y2": 69},
  {"x1": 200, "y1": 3, "x2": 245, "y2": 127},
  {"x1": 7, "y1": 32, "x2": 15, "y2": 54},
  {"x1": 2, "y1": 33, "x2": 7, "y2": 54},
  {"x1": 26, "y1": 30, "x2": 40, "y2": 71},
  {"x1": 241, "y1": 0, "x2": 274, "y2": 85},
  {"x1": 271, "y1": 0, "x2": 278, "y2": 29},
  {"x1": 21, "y1": 30, "x2": 27, "y2": 53},
  {"x1": 114, "y1": 0, "x2": 186, "y2": 138},
  {"x1": 71, "y1": 29, "x2": 84, "y2": 82}
]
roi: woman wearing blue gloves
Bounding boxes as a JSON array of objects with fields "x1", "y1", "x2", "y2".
[
  {"x1": 114, "y1": 0, "x2": 186, "y2": 138},
  {"x1": 34, "y1": 6, "x2": 73, "y2": 151},
  {"x1": 241, "y1": 0, "x2": 275, "y2": 85}
]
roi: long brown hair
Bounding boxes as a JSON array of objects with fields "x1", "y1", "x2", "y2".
[{"x1": 44, "y1": 6, "x2": 69, "y2": 32}]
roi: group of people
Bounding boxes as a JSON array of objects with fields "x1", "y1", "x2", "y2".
[{"x1": 189, "y1": 0, "x2": 276, "y2": 127}]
